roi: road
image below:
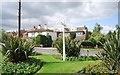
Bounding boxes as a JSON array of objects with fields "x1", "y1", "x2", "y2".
[
  {"x1": 34, "y1": 47, "x2": 60, "y2": 54},
  {"x1": 34, "y1": 47, "x2": 99, "y2": 56},
  {"x1": 0, "y1": 46, "x2": 99, "y2": 56}
]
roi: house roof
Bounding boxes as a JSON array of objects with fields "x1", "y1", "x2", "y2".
[
  {"x1": 27, "y1": 28, "x2": 53, "y2": 33},
  {"x1": 77, "y1": 26, "x2": 88, "y2": 31}
]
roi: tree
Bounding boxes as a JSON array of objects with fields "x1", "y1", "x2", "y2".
[
  {"x1": 116, "y1": 24, "x2": 120, "y2": 30},
  {"x1": 93, "y1": 23, "x2": 103, "y2": 33},
  {"x1": 88, "y1": 23, "x2": 104, "y2": 48}
]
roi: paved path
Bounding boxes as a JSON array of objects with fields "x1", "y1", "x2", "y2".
[
  {"x1": 34, "y1": 47, "x2": 99, "y2": 56},
  {"x1": 34, "y1": 47, "x2": 60, "y2": 54}
]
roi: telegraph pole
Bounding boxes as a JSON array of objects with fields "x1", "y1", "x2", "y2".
[{"x1": 18, "y1": 0, "x2": 21, "y2": 37}]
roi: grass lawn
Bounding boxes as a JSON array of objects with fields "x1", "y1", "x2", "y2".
[
  {"x1": 81, "y1": 48, "x2": 103, "y2": 51},
  {"x1": 32, "y1": 54, "x2": 101, "y2": 73},
  {"x1": 81, "y1": 48, "x2": 97, "y2": 50}
]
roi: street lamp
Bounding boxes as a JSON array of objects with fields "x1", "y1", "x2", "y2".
[{"x1": 61, "y1": 22, "x2": 66, "y2": 61}]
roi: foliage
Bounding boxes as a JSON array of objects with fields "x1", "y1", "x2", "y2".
[
  {"x1": 86, "y1": 23, "x2": 105, "y2": 48},
  {"x1": 93, "y1": 23, "x2": 103, "y2": 33},
  {"x1": 1, "y1": 33, "x2": 34, "y2": 63},
  {"x1": 35, "y1": 34, "x2": 53, "y2": 47},
  {"x1": 70, "y1": 32, "x2": 76, "y2": 39},
  {"x1": 35, "y1": 34, "x2": 47, "y2": 47},
  {"x1": 46, "y1": 35, "x2": 53, "y2": 47},
  {"x1": 99, "y1": 27, "x2": 120, "y2": 71},
  {"x1": 81, "y1": 41, "x2": 95, "y2": 48},
  {"x1": 88, "y1": 33, "x2": 105, "y2": 48},
  {"x1": 0, "y1": 29, "x2": 8, "y2": 43},
  {"x1": 105, "y1": 30, "x2": 113, "y2": 39},
  {"x1": 78, "y1": 63, "x2": 117, "y2": 74},
  {"x1": 88, "y1": 37, "x2": 97, "y2": 46},
  {"x1": 2, "y1": 57, "x2": 43, "y2": 74},
  {"x1": 53, "y1": 37, "x2": 81, "y2": 57},
  {"x1": 53, "y1": 54, "x2": 100, "y2": 61}
]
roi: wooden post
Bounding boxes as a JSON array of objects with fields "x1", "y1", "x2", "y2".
[{"x1": 18, "y1": 0, "x2": 21, "y2": 37}]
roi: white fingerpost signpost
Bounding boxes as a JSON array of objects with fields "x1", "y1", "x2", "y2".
[{"x1": 61, "y1": 22, "x2": 66, "y2": 61}]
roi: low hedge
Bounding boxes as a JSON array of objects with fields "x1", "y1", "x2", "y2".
[
  {"x1": 52, "y1": 54, "x2": 100, "y2": 61},
  {"x1": 81, "y1": 41, "x2": 95, "y2": 48},
  {"x1": 1, "y1": 57, "x2": 43, "y2": 74},
  {"x1": 66, "y1": 56, "x2": 100, "y2": 61}
]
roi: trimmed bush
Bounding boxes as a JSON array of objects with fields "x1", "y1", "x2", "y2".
[
  {"x1": 35, "y1": 34, "x2": 53, "y2": 47},
  {"x1": 35, "y1": 34, "x2": 47, "y2": 47},
  {"x1": 46, "y1": 35, "x2": 53, "y2": 47}
]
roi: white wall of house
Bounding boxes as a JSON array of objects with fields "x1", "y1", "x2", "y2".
[
  {"x1": 76, "y1": 32, "x2": 84, "y2": 40},
  {"x1": 28, "y1": 31, "x2": 57, "y2": 41},
  {"x1": 47, "y1": 32, "x2": 57, "y2": 41},
  {"x1": 42, "y1": 32, "x2": 47, "y2": 36},
  {"x1": 35, "y1": 32, "x2": 39, "y2": 37},
  {"x1": 28, "y1": 32, "x2": 35, "y2": 38}
]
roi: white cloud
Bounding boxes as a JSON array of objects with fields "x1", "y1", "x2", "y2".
[
  {"x1": 101, "y1": 25, "x2": 116, "y2": 34},
  {"x1": 1, "y1": 1, "x2": 118, "y2": 31},
  {"x1": 1, "y1": 0, "x2": 120, "y2": 2}
]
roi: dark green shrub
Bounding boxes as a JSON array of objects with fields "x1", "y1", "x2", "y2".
[
  {"x1": 52, "y1": 54, "x2": 100, "y2": 61},
  {"x1": 46, "y1": 35, "x2": 53, "y2": 47},
  {"x1": 35, "y1": 34, "x2": 47, "y2": 47},
  {"x1": 1, "y1": 34, "x2": 34, "y2": 63},
  {"x1": 88, "y1": 37, "x2": 97, "y2": 46},
  {"x1": 2, "y1": 57, "x2": 43, "y2": 74},
  {"x1": 35, "y1": 34, "x2": 53, "y2": 47},
  {"x1": 70, "y1": 32, "x2": 76, "y2": 39},
  {"x1": 81, "y1": 41, "x2": 95, "y2": 48}
]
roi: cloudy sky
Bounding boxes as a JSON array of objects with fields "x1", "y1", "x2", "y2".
[{"x1": 1, "y1": 0, "x2": 119, "y2": 34}]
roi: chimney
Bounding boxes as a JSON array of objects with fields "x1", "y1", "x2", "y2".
[
  {"x1": 38, "y1": 24, "x2": 41, "y2": 29},
  {"x1": 33, "y1": 26, "x2": 37, "y2": 30},
  {"x1": 44, "y1": 24, "x2": 47, "y2": 30}
]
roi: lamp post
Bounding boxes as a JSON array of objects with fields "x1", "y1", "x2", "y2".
[{"x1": 61, "y1": 22, "x2": 66, "y2": 61}]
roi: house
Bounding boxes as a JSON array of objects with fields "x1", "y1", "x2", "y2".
[
  {"x1": 76, "y1": 26, "x2": 88, "y2": 40},
  {"x1": 7, "y1": 29, "x2": 27, "y2": 38},
  {"x1": 7, "y1": 24, "x2": 88, "y2": 41},
  {"x1": 57, "y1": 26, "x2": 88, "y2": 40},
  {"x1": 27, "y1": 24, "x2": 57, "y2": 41}
]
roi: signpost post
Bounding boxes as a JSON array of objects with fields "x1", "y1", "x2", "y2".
[{"x1": 61, "y1": 22, "x2": 66, "y2": 61}]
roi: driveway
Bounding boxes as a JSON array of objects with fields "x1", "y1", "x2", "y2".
[{"x1": 34, "y1": 47, "x2": 99, "y2": 56}]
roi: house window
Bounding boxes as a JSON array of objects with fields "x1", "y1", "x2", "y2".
[{"x1": 77, "y1": 32, "x2": 83, "y2": 35}]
